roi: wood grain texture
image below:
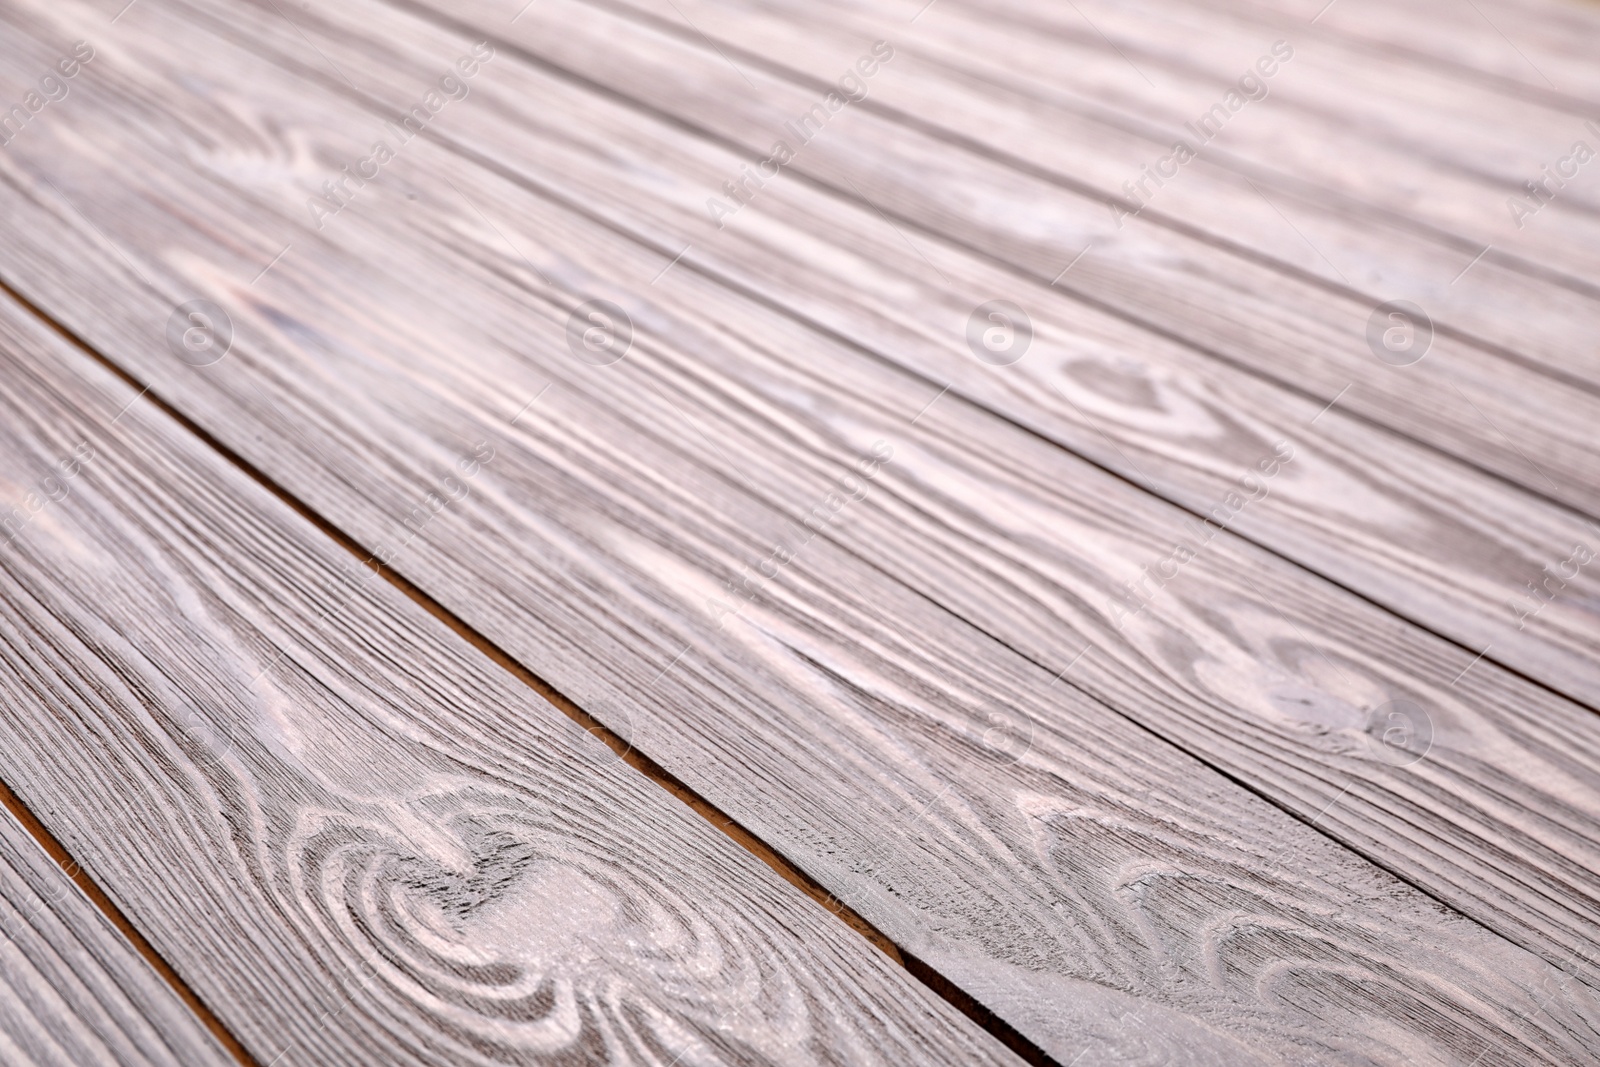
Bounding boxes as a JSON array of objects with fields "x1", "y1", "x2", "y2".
[
  {"x1": 425, "y1": 0, "x2": 1600, "y2": 527},
  {"x1": 0, "y1": 299, "x2": 1018, "y2": 1064},
  {"x1": 623, "y1": 0, "x2": 1600, "y2": 393},
  {"x1": 938, "y1": 0, "x2": 1600, "y2": 285},
  {"x1": 1178, "y1": 0, "x2": 1600, "y2": 110},
  {"x1": 0, "y1": 3, "x2": 1597, "y2": 1063},
  {"x1": 0, "y1": 806, "x2": 234, "y2": 1067},
  {"x1": 116, "y1": 0, "x2": 1600, "y2": 706}
]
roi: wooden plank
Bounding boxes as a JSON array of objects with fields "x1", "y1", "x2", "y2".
[
  {"x1": 0, "y1": 4, "x2": 1597, "y2": 1063},
  {"x1": 111, "y1": 0, "x2": 1600, "y2": 705},
  {"x1": 0, "y1": 312, "x2": 1017, "y2": 1063},
  {"x1": 0, "y1": 803, "x2": 234, "y2": 1067},
  {"x1": 121, "y1": 0, "x2": 1600, "y2": 980},
  {"x1": 622, "y1": 0, "x2": 1600, "y2": 392}
]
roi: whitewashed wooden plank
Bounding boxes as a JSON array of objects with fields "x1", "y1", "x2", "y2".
[
  {"x1": 0, "y1": 4, "x2": 1595, "y2": 1063},
  {"x1": 1169, "y1": 0, "x2": 1600, "y2": 109},
  {"x1": 599, "y1": 0, "x2": 1600, "y2": 393},
  {"x1": 0, "y1": 803, "x2": 235, "y2": 1066}
]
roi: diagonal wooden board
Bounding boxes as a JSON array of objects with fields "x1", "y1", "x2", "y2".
[
  {"x1": 0, "y1": 2, "x2": 1597, "y2": 1063},
  {"x1": 180, "y1": 0, "x2": 1600, "y2": 706},
  {"x1": 0, "y1": 297, "x2": 1022, "y2": 1062},
  {"x1": 0, "y1": 804, "x2": 235, "y2": 1066}
]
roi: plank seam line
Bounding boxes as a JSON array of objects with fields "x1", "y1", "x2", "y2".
[
  {"x1": 0, "y1": 775, "x2": 260, "y2": 1067},
  {"x1": 544, "y1": 0, "x2": 1600, "y2": 398},
  {"x1": 362, "y1": 0, "x2": 1600, "y2": 522},
  {"x1": 0, "y1": 274, "x2": 1062, "y2": 1067},
  {"x1": 191, "y1": 0, "x2": 1599, "y2": 716}
]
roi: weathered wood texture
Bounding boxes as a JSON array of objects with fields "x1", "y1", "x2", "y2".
[
  {"x1": 232, "y1": 0, "x2": 1600, "y2": 706},
  {"x1": 0, "y1": 2, "x2": 1598, "y2": 1064},
  {"x1": 0, "y1": 294, "x2": 1019, "y2": 1064},
  {"x1": 602, "y1": 0, "x2": 1600, "y2": 390},
  {"x1": 0, "y1": 805, "x2": 233, "y2": 1066},
  {"x1": 442, "y1": 0, "x2": 1600, "y2": 526},
  {"x1": 941, "y1": 0, "x2": 1600, "y2": 287},
  {"x1": 1175, "y1": 0, "x2": 1600, "y2": 108},
  {"x1": 3, "y1": 0, "x2": 1598, "y2": 990}
]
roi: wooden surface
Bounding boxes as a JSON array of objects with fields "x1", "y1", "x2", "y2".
[
  {"x1": 0, "y1": 294, "x2": 1019, "y2": 1064},
  {"x1": 4, "y1": 0, "x2": 1599, "y2": 976},
  {"x1": 0, "y1": 804, "x2": 234, "y2": 1066},
  {"x1": 174, "y1": 0, "x2": 1600, "y2": 707},
  {"x1": 0, "y1": 0, "x2": 1596, "y2": 1063}
]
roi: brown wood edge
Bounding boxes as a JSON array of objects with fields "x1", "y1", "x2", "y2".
[
  {"x1": 0, "y1": 776, "x2": 260, "y2": 1066},
  {"x1": 0, "y1": 277, "x2": 1060, "y2": 1067}
]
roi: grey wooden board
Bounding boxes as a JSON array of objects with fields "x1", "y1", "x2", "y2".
[
  {"x1": 0, "y1": 3, "x2": 1598, "y2": 1064},
  {"x1": 0, "y1": 303, "x2": 1023, "y2": 1064},
  {"x1": 0, "y1": 807, "x2": 233, "y2": 1067},
  {"x1": 142, "y1": 0, "x2": 1600, "y2": 706},
  {"x1": 616, "y1": 0, "x2": 1600, "y2": 394},
  {"x1": 418, "y1": 0, "x2": 1600, "y2": 532},
  {"x1": 37, "y1": 0, "x2": 1600, "y2": 988}
]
